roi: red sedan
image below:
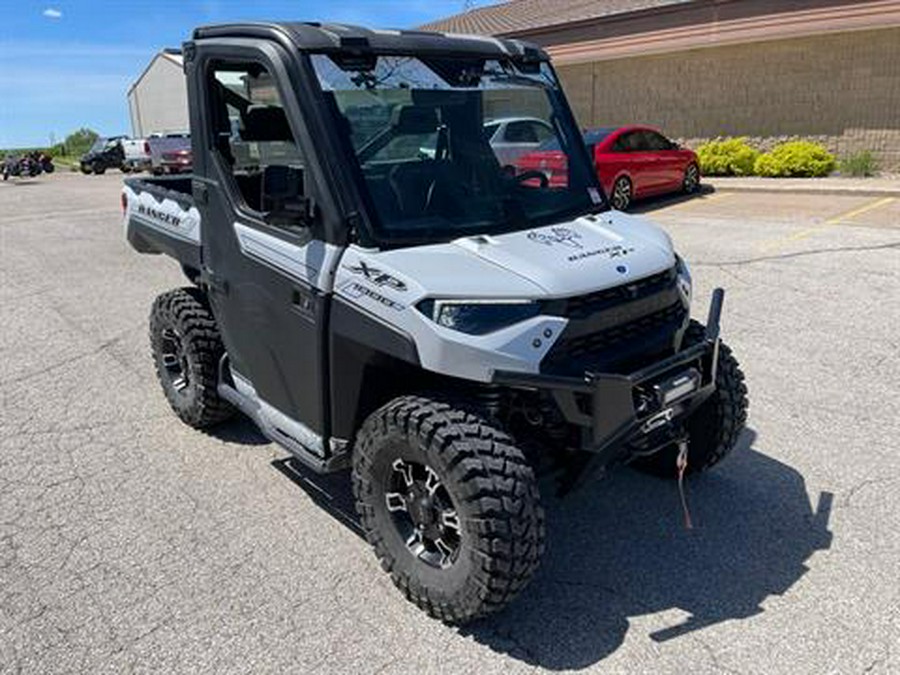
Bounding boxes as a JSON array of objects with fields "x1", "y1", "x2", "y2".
[{"x1": 515, "y1": 125, "x2": 701, "y2": 210}]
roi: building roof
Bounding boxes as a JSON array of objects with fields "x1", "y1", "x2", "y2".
[
  {"x1": 127, "y1": 50, "x2": 184, "y2": 95},
  {"x1": 419, "y1": 0, "x2": 692, "y2": 36}
]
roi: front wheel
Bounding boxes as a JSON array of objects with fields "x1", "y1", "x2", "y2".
[
  {"x1": 149, "y1": 288, "x2": 235, "y2": 429},
  {"x1": 633, "y1": 320, "x2": 748, "y2": 477},
  {"x1": 611, "y1": 176, "x2": 632, "y2": 210},
  {"x1": 683, "y1": 163, "x2": 700, "y2": 194},
  {"x1": 353, "y1": 396, "x2": 545, "y2": 623},
  {"x1": 91, "y1": 161, "x2": 106, "y2": 175}
]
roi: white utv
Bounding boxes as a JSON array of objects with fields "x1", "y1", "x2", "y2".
[{"x1": 123, "y1": 22, "x2": 748, "y2": 624}]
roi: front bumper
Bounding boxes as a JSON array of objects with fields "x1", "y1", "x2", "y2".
[{"x1": 494, "y1": 288, "x2": 725, "y2": 465}]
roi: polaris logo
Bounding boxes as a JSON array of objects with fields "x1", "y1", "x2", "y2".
[{"x1": 527, "y1": 227, "x2": 583, "y2": 249}]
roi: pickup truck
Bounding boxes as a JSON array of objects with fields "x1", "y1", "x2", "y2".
[
  {"x1": 123, "y1": 21, "x2": 748, "y2": 624},
  {"x1": 147, "y1": 133, "x2": 192, "y2": 175}
]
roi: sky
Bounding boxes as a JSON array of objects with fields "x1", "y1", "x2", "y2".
[{"x1": 0, "y1": 0, "x2": 479, "y2": 148}]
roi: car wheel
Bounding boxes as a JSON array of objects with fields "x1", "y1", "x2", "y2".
[
  {"x1": 683, "y1": 163, "x2": 700, "y2": 194},
  {"x1": 353, "y1": 395, "x2": 545, "y2": 624},
  {"x1": 91, "y1": 161, "x2": 106, "y2": 175},
  {"x1": 611, "y1": 176, "x2": 632, "y2": 211},
  {"x1": 80, "y1": 164, "x2": 92, "y2": 175},
  {"x1": 149, "y1": 288, "x2": 235, "y2": 429}
]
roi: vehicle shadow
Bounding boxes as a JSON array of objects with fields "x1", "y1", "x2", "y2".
[
  {"x1": 268, "y1": 428, "x2": 832, "y2": 670},
  {"x1": 464, "y1": 428, "x2": 833, "y2": 668},
  {"x1": 208, "y1": 415, "x2": 271, "y2": 446},
  {"x1": 628, "y1": 183, "x2": 717, "y2": 214}
]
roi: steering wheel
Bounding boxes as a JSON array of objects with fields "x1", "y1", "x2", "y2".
[{"x1": 513, "y1": 170, "x2": 549, "y2": 189}]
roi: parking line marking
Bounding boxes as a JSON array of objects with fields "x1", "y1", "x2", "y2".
[
  {"x1": 659, "y1": 191, "x2": 733, "y2": 211},
  {"x1": 761, "y1": 196, "x2": 895, "y2": 251},
  {"x1": 824, "y1": 196, "x2": 895, "y2": 226}
]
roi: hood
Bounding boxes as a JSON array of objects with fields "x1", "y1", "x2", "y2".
[{"x1": 371, "y1": 211, "x2": 675, "y2": 300}]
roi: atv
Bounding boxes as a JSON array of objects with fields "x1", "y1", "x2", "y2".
[{"x1": 123, "y1": 21, "x2": 747, "y2": 623}]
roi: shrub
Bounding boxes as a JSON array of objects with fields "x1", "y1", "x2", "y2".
[
  {"x1": 753, "y1": 141, "x2": 836, "y2": 177},
  {"x1": 839, "y1": 150, "x2": 879, "y2": 177},
  {"x1": 696, "y1": 138, "x2": 759, "y2": 176}
]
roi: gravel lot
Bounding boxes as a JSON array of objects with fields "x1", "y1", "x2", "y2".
[{"x1": 1, "y1": 172, "x2": 898, "y2": 674}]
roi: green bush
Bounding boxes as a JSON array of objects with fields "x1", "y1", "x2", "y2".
[
  {"x1": 839, "y1": 150, "x2": 879, "y2": 177},
  {"x1": 754, "y1": 141, "x2": 836, "y2": 177},
  {"x1": 696, "y1": 138, "x2": 759, "y2": 176}
]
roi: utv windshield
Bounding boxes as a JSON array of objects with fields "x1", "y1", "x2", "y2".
[{"x1": 312, "y1": 54, "x2": 603, "y2": 244}]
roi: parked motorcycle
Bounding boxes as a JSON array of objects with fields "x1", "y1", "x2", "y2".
[
  {"x1": 1, "y1": 153, "x2": 49, "y2": 180},
  {"x1": 35, "y1": 152, "x2": 55, "y2": 173},
  {"x1": 2, "y1": 155, "x2": 21, "y2": 181}
]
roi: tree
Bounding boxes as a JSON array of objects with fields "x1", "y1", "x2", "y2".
[{"x1": 61, "y1": 128, "x2": 99, "y2": 157}]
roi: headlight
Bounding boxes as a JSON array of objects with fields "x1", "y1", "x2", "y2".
[
  {"x1": 417, "y1": 299, "x2": 540, "y2": 335},
  {"x1": 675, "y1": 254, "x2": 692, "y2": 304}
]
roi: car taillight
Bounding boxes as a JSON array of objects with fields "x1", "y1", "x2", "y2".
[
  {"x1": 121, "y1": 193, "x2": 127, "y2": 214},
  {"x1": 144, "y1": 141, "x2": 150, "y2": 154}
]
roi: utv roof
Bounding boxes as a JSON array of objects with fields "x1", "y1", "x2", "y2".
[{"x1": 191, "y1": 22, "x2": 548, "y2": 61}]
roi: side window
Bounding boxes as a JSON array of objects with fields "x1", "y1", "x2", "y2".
[
  {"x1": 644, "y1": 131, "x2": 673, "y2": 151},
  {"x1": 503, "y1": 120, "x2": 540, "y2": 143},
  {"x1": 208, "y1": 61, "x2": 308, "y2": 228},
  {"x1": 482, "y1": 122, "x2": 500, "y2": 142},
  {"x1": 612, "y1": 132, "x2": 636, "y2": 152}
]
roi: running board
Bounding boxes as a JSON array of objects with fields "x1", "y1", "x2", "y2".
[{"x1": 217, "y1": 378, "x2": 350, "y2": 474}]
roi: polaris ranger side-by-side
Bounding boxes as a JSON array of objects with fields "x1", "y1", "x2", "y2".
[{"x1": 123, "y1": 22, "x2": 748, "y2": 623}]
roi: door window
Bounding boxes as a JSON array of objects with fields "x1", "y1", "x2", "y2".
[
  {"x1": 503, "y1": 120, "x2": 552, "y2": 143},
  {"x1": 642, "y1": 131, "x2": 674, "y2": 151},
  {"x1": 612, "y1": 131, "x2": 642, "y2": 152},
  {"x1": 207, "y1": 61, "x2": 308, "y2": 229}
]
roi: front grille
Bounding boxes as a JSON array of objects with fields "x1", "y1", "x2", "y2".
[
  {"x1": 541, "y1": 266, "x2": 686, "y2": 374},
  {"x1": 555, "y1": 266, "x2": 677, "y2": 319},
  {"x1": 557, "y1": 301, "x2": 686, "y2": 359}
]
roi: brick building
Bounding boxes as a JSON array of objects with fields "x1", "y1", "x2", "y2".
[{"x1": 422, "y1": 0, "x2": 900, "y2": 170}]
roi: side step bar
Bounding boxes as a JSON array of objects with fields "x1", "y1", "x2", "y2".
[{"x1": 217, "y1": 358, "x2": 349, "y2": 474}]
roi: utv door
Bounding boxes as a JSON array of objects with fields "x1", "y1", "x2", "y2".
[{"x1": 187, "y1": 45, "x2": 340, "y2": 451}]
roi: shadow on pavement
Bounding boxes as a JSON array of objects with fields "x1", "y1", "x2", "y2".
[
  {"x1": 208, "y1": 416, "x2": 271, "y2": 446},
  {"x1": 628, "y1": 184, "x2": 717, "y2": 214},
  {"x1": 269, "y1": 427, "x2": 832, "y2": 670}
]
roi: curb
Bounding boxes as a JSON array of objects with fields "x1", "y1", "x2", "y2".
[{"x1": 705, "y1": 181, "x2": 900, "y2": 198}]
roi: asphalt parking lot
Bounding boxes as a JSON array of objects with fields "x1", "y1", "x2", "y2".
[{"x1": 1, "y1": 172, "x2": 898, "y2": 674}]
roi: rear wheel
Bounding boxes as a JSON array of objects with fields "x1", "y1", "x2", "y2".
[
  {"x1": 683, "y1": 163, "x2": 700, "y2": 193},
  {"x1": 611, "y1": 176, "x2": 632, "y2": 210},
  {"x1": 633, "y1": 320, "x2": 748, "y2": 477},
  {"x1": 149, "y1": 288, "x2": 234, "y2": 429},
  {"x1": 353, "y1": 395, "x2": 544, "y2": 623},
  {"x1": 80, "y1": 164, "x2": 92, "y2": 175}
]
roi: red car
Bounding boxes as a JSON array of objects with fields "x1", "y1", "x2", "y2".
[{"x1": 515, "y1": 125, "x2": 700, "y2": 210}]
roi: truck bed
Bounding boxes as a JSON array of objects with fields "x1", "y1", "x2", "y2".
[{"x1": 123, "y1": 175, "x2": 201, "y2": 270}]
